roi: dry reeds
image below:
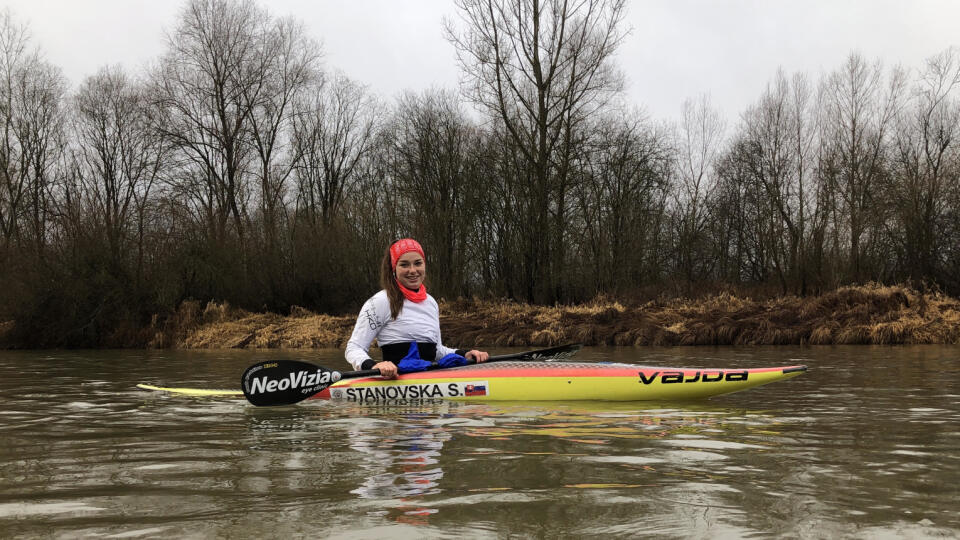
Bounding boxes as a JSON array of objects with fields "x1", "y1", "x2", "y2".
[
  {"x1": 165, "y1": 283, "x2": 960, "y2": 349},
  {"x1": 178, "y1": 305, "x2": 355, "y2": 349}
]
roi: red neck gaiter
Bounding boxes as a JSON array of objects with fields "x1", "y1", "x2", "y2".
[{"x1": 397, "y1": 281, "x2": 427, "y2": 303}]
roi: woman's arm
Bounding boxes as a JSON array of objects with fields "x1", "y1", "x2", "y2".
[{"x1": 345, "y1": 295, "x2": 388, "y2": 371}]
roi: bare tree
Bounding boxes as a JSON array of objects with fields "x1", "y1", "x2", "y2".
[
  {"x1": 0, "y1": 10, "x2": 30, "y2": 250},
  {"x1": 0, "y1": 11, "x2": 67, "y2": 254},
  {"x1": 672, "y1": 94, "x2": 725, "y2": 285},
  {"x1": 733, "y1": 70, "x2": 826, "y2": 294},
  {"x1": 446, "y1": 0, "x2": 628, "y2": 302},
  {"x1": 889, "y1": 48, "x2": 960, "y2": 284},
  {"x1": 387, "y1": 89, "x2": 485, "y2": 296},
  {"x1": 150, "y1": 0, "x2": 273, "y2": 243},
  {"x1": 820, "y1": 53, "x2": 906, "y2": 282},
  {"x1": 573, "y1": 111, "x2": 670, "y2": 293},
  {"x1": 246, "y1": 16, "x2": 320, "y2": 245},
  {"x1": 72, "y1": 66, "x2": 165, "y2": 279},
  {"x1": 291, "y1": 71, "x2": 378, "y2": 228}
]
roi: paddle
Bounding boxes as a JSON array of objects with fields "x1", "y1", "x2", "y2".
[{"x1": 241, "y1": 342, "x2": 582, "y2": 407}]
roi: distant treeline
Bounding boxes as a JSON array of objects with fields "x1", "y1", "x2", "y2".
[{"x1": 1, "y1": 0, "x2": 959, "y2": 347}]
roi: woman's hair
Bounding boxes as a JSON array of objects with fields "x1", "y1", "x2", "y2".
[{"x1": 380, "y1": 247, "x2": 404, "y2": 319}]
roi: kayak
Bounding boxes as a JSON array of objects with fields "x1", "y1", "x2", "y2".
[{"x1": 138, "y1": 361, "x2": 806, "y2": 402}]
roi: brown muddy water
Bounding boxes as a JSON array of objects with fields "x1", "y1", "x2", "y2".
[{"x1": 0, "y1": 346, "x2": 957, "y2": 538}]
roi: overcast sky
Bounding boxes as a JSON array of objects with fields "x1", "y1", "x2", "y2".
[{"x1": 4, "y1": 0, "x2": 959, "y2": 123}]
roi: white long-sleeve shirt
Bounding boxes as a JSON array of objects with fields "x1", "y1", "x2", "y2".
[{"x1": 344, "y1": 290, "x2": 458, "y2": 370}]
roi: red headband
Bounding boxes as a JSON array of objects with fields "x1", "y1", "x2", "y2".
[{"x1": 389, "y1": 238, "x2": 425, "y2": 268}]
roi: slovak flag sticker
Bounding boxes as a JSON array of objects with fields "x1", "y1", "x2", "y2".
[{"x1": 465, "y1": 384, "x2": 487, "y2": 396}]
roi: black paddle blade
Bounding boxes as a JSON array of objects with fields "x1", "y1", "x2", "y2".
[
  {"x1": 533, "y1": 343, "x2": 582, "y2": 360},
  {"x1": 241, "y1": 360, "x2": 341, "y2": 406}
]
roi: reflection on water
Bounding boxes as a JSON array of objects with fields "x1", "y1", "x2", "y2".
[
  {"x1": 0, "y1": 346, "x2": 958, "y2": 538},
  {"x1": 349, "y1": 417, "x2": 448, "y2": 499}
]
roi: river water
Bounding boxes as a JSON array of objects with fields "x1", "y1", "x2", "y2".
[{"x1": 0, "y1": 346, "x2": 957, "y2": 538}]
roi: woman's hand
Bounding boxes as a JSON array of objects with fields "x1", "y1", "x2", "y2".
[
  {"x1": 465, "y1": 350, "x2": 489, "y2": 363},
  {"x1": 374, "y1": 361, "x2": 398, "y2": 379}
]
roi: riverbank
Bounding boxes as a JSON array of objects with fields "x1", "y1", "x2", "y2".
[
  {"x1": 2, "y1": 283, "x2": 957, "y2": 349},
  {"x1": 134, "y1": 283, "x2": 960, "y2": 349}
]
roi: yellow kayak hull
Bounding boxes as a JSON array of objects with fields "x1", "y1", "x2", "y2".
[{"x1": 314, "y1": 361, "x2": 807, "y2": 402}]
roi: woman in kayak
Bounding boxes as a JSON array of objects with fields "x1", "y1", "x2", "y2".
[{"x1": 345, "y1": 238, "x2": 489, "y2": 378}]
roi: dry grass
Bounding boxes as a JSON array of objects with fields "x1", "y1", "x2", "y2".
[
  {"x1": 163, "y1": 283, "x2": 960, "y2": 349},
  {"x1": 168, "y1": 303, "x2": 355, "y2": 349}
]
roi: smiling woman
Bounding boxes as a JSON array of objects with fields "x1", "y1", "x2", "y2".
[
  {"x1": 344, "y1": 239, "x2": 489, "y2": 379},
  {"x1": 388, "y1": 238, "x2": 428, "y2": 308}
]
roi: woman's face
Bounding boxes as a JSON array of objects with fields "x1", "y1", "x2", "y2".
[{"x1": 395, "y1": 251, "x2": 425, "y2": 290}]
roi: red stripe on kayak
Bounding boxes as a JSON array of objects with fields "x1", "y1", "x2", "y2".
[{"x1": 332, "y1": 364, "x2": 808, "y2": 384}]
